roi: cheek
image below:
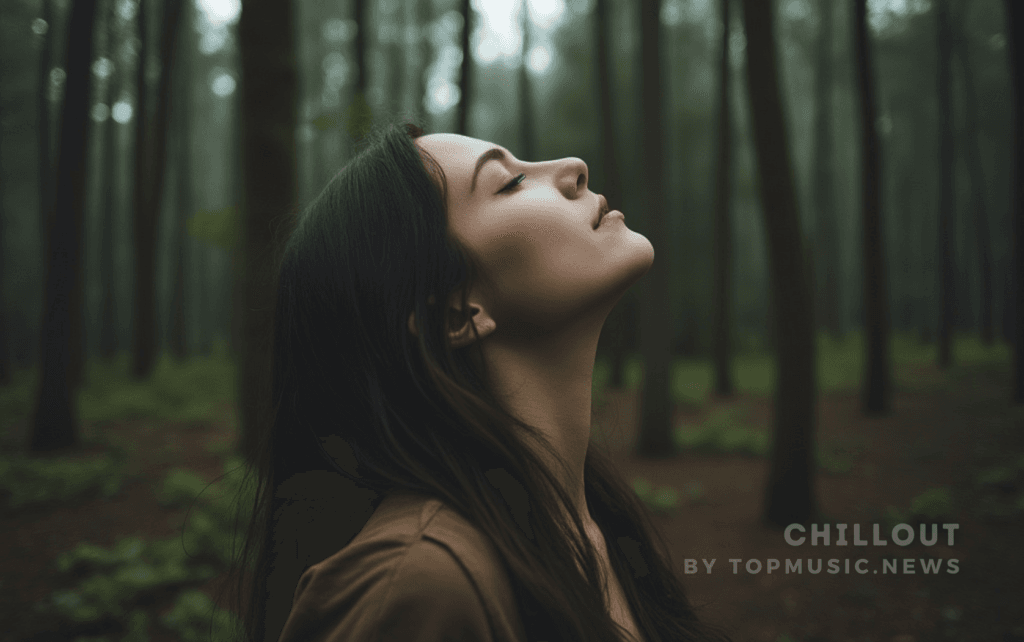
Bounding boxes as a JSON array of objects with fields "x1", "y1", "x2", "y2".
[
  {"x1": 476, "y1": 219, "x2": 583, "y2": 285},
  {"x1": 479, "y1": 229, "x2": 611, "y2": 324}
]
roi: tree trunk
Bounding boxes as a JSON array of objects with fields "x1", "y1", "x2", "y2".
[
  {"x1": 170, "y1": 0, "x2": 194, "y2": 361},
  {"x1": 897, "y1": 168, "x2": 916, "y2": 332},
  {"x1": 812, "y1": 0, "x2": 842, "y2": 340},
  {"x1": 66, "y1": 0, "x2": 86, "y2": 388},
  {"x1": 0, "y1": 91, "x2": 8, "y2": 385},
  {"x1": 456, "y1": 0, "x2": 472, "y2": 135},
  {"x1": 951, "y1": 10, "x2": 995, "y2": 347},
  {"x1": 1005, "y1": 0, "x2": 1024, "y2": 404},
  {"x1": 349, "y1": 0, "x2": 370, "y2": 142},
  {"x1": 237, "y1": 0, "x2": 298, "y2": 466},
  {"x1": 152, "y1": 0, "x2": 184, "y2": 351},
  {"x1": 853, "y1": 0, "x2": 891, "y2": 415},
  {"x1": 99, "y1": 0, "x2": 120, "y2": 361},
  {"x1": 131, "y1": 0, "x2": 155, "y2": 378},
  {"x1": 936, "y1": 0, "x2": 956, "y2": 369},
  {"x1": 385, "y1": 2, "x2": 404, "y2": 117},
  {"x1": 132, "y1": 0, "x2": 184, "y2": 377},
  {"x1": 739, "y1": 0, "x2": 818, "y2": 527},
  {"x1": 518, "y1": 3, "x2": 535, "y2": 161},
  {"x1": 594, "y1": 0, "x2": 628, "y2": 389},
  {"x1": 634, "y1": 0, "x2": 673, "y2": 458},
  {"x1": 30, "y1": 0, "x2": 100, "y2": 453},
  {"x1": 712, "y1": 0, "x2": 734, "y2": 398},
  {"x1": 414, "y1": 0, "x2": 431, "y2": 130},
  {"x1": 38, "y1": 0, "x2": 53, "y2": 258}
]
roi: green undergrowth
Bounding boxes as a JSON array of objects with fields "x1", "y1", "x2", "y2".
[
  {"x1": 0, "y1": 345, "x2": 236, "y2": 435},
  {"x1": 883, "y1": 487, "x2": 957, "y2": 531},
  {"x1": 0, "y1": 441, "x2": 136, "y2": 511},
  {"x1": 880, "y1": 455, "x2": 1024, "y2": 528},
  {"x1": 670, "y1": 407, "x2": 861, "y2": 474},
  {"x1": 34, "y1": 455, "x2": 255, "y2": 642},
  {"x1": 632, "y1": 477, "x2": 704, "y2": 516},
  {"x1": 672, "y1": 408, "x2": 769, "y2": 457},
  {"x1": 970, "y1": 453, "x2": 1024, "y2": 521},
  {"x1": 593, "y1": 331, "x2": 1010, "y2": 406},
  {"x1": 80, "y1": 348, "x2": 236, "y2": 425}
]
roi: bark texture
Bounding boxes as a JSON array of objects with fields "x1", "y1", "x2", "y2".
[{"x1": 739, "y1": 0, "x2": 819, "y2": 526}]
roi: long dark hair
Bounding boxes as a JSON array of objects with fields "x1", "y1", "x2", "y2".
[{"x1": 221, "y1": 123, "x2": 732, "y2": 642}]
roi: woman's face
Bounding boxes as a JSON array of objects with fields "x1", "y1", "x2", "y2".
[{"x1": 415, "y1": 133, "x2": 654, "y2": 334}]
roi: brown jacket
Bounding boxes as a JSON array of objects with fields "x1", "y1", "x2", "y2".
[{"x1": 277, "y1": 491, "x2": 529, "y2": 642}]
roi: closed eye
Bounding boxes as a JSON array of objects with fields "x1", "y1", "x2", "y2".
[{"x1": 498, "y1": 173, "x2": 525, "y2": 194}]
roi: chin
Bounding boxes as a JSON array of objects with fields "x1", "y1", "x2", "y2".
[
  {"x1": 626, "y1": 233, "x2": 656, "y2": 278},
  {"x1": 598, "y1": 237, "x2": 655, "y2": 308}
]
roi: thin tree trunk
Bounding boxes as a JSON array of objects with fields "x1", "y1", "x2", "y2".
[
  {"x1": 169, "y1": 172, "x2": 187, "y2": 360},
  {"x1": 712, "y1": 0, "x2": 734, "y2": 397},
  {"x1": 897, "y1": 168, "x2": 915, "y2": 331},
  {"x1": 349, "y1": 0, "x2": 370, "y2": 142},
  {"x1": 635, "y1": 0, "x2": 673, "y2": 458},
  {"x1": 518, "y1": 2, "x2": 535, "y2": 161},
  {"x1": 385, "y1": 3, "x2": 404, "y2": 117},
  {"x1": 951, "y1": 11, "x2": 995, "y2": 346},
  {"x1": 38, "y1": 0, "x2": 53, "y2": 255},
  {"x1": 65, "y1": 0, "x2": 86, "y2": 388},
  {"x1": 1005, "y1": 0, "x2": 1024, "y2": 404},
  {"x1": 853, "y1": 0, "x2": 891, "y2": 415},
  {"x1": 739, "y1": 0, "x2": 818, "y2": 526},
  {"x1": 131, "y1": 0, "x2": 155, "y2": 378},
  {"x1": 812, "y1": 0, "x2": 842, "y2": 340},
  {"x1": 594, "y1": 0, "x2": 628, "y2": 389},
  {"x1": 0, "y1": 92, "x2": 8, "y2": 385},
  {"x1": 414, "y1": 0, "x2": 431, "y2": 130},
  {"x1": 132, "y1": 0, "x2": 184, "y2": 377},
  {"x1": 456, "y1": 0, "x2": 472, "y2": 135},
  {"x1": 152, "y1": 0, "x2": 184, "y2": 349},
  {"x1": 99, "y1": 0, "x2": 120, "y2": 361},
  {"x1": 936, "y1": 0, "x2": 956, "y2": 368},
  {"x1": 237, "y1": 0, "x2": 298, "y2": 465},
  {"x1": 170, "y1": 0, "x2": 193, "y2": 361},
  {"x1": 30, "y1": 0, "x2": 100, "y2": 453}
]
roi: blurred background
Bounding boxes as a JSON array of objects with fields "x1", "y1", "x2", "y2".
[{"x1": 0, "y1": 0, "x2": 1022, "y2": 640}]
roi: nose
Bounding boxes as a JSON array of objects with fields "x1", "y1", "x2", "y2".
[{"x1": 558, "y1": 157, "x2": 588, "y2": 199}]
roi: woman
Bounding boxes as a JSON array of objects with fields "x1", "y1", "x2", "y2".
[{"x1": 226, "y1": 123, "x2": 731, "y2": 642}]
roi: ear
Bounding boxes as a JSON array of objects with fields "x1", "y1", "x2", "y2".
[
  {"x1": 446, "y1": 302, "x2": 496, "y2": 349},
  {"x1": 406, "y1": 296, "x2": 496, "y2": 348},
  {"x1": 403, "y1": 294, "x2": 495, "y2": 348}
]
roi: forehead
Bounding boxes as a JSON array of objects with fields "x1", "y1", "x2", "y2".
[{"x1": 416, "y1": 134, "x2": 498, "y2": 187}]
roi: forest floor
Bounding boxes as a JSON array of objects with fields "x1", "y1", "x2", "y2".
[
  {"x1": 591, "y1": 358, "x2": 1024, "y2": 642},
  {"x1": 1, "y1": 356, "x2": 1022, "y2": 641}
]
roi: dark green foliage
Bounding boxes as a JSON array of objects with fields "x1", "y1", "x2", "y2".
[
  {"x1": 35, "y1": 455, "x2": 253, "y2": 640},
  {"x1": 0, "y1": 452, "x2": 126, "y2": 510},
  {"x1": 672, "y1": 408, "x2": 769, "y2": 457},
  {"x1": 161, "y1": 590, "x2": 242, "y2": 642}
]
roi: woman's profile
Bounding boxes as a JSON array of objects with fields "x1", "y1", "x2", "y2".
[{"x1": 225, "y1": 123, "x2": 732, "y2": 642}]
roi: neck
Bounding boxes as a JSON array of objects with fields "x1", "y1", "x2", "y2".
[{"x1": 478, "y1": 312, "x2": 607, "y2": 528}]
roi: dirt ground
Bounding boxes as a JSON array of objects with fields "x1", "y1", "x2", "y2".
[
  {"x1": 1, "y1": 358, "x2": 1022, "y2": 642},
  {"x1": 592, "y1": 361, "x2": 1024, "y2": 642}
]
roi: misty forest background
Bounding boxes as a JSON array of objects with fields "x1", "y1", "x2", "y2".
[{"x1": 1, "y1": 0, "x2": 1023, "y2": 533}]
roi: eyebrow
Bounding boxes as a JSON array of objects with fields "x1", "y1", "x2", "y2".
[{"x1": 470, "y1": 147, "x2": 507, "y2": 194}]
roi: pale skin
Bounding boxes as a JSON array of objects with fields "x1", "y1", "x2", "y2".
[{"x1": 409, "y1": 133, "x2": 655, "y2": 641}]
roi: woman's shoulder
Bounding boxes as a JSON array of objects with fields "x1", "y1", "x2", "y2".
[{"x1": 278, "y1": 491, "x2": 527, "y2": 642}]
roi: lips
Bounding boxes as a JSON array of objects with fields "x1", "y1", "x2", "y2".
[{"x1": 594, "y1": 195, "x2": 609, "y2": 229}]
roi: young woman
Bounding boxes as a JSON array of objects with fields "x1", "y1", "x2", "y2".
[{"x1": 226, "y1": 123, "x2": 731, "y2": 642}]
